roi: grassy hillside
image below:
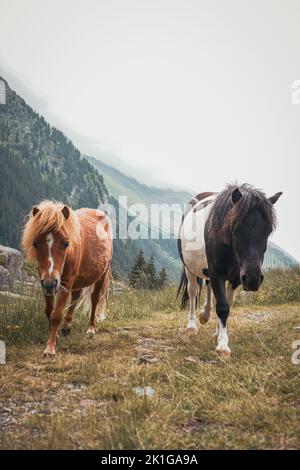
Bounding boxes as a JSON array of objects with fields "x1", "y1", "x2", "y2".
[{"x1": 0, "y1": 268, "x2": 300, "y2": 450}]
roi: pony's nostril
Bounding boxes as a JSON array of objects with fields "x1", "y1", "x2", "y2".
[
  {"x1": 260, "y1": 274, "x2": 264, "y2": 285},
  {"x1": 53, "y1": 279, "x2": 58, "y2": 288},
  {"x1": 241, "y1": 274, "x2": 247, "y2": 285}
]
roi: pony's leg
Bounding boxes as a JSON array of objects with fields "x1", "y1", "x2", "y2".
[
  {"x1": 213, "y1": 283, "x2": 236, "y2": 339},
  {"x1": 226, "y1": 282, "x2": 236, "y2": 308},
  {"x1": 186, "y1": 269, "x2": 199, "y2": 333},
  {"x1": 44, "y1": 294, "x2": 54, "y2": 329},
  {"x1": 43, "y1": 288, "x2": 70, "y2": 356},
  {"x1": 95, "y1": 269, "x2": 110, "y2": 322},
  {"x1": 199, "y1": 281, "x2": 213, "y2": 324},
  {"x1": 210, "y1": 276, "x2": 231, "y2": 356},
  {"x1": 61, "y1": 289, "x2": 82, "y2": 336},
  {"x1": 86, "y1": 279, "x2": 102, "y2": 335}
]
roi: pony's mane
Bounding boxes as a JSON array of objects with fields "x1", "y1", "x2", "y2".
[
  {"x1": 22, "y1": 200, "x2": 80, "y2": 260},
  {"x1": 207, "y1": 184, "x2": 277, "y2": 244}
]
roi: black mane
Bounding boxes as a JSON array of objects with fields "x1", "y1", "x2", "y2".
[{"x1": 206, "y1": 183, "x2": 277, "y2": 244}]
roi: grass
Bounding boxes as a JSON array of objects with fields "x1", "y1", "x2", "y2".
[{"x1": 0, "y1": 280, "x2": 300, "y2": 450}]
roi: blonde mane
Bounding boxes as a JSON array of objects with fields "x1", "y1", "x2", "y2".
[{"x1": 22, "y1": 200, "x2": 81, "y2": 260}]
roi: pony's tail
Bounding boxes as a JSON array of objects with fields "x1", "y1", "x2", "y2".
[
  {"x1": 176, "y1": 268, "x2": 204, "y2": 310},
  {"x1": 76, "y1": 284, "x2": 94, "y2": 317},
  {"x1": 177, "y1": 268, "x2": 189, "y2": 310},
  {"x1": 76, "y1": 266, "x2": 111, "y2": 318}
]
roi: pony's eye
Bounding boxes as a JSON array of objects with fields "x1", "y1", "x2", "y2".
[
  {"x1": 63, "y1": 241, "x2": 69, "y2": 249},
  {"x1": 33, "y1": 240, "x2": 37, "y2": 248}
]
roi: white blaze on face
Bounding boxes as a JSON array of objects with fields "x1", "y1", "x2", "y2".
[{"x1": 46, "y1": 233, "x2": 54, "y2": 275}]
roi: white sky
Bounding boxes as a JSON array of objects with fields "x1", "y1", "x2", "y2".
[{"x1": 0, "y1": 0, "x2": 299, "y2": 260}]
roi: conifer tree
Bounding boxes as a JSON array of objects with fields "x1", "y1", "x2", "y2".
[
  {"x1": 129, "y1": 250, "x2": 147, "y2": 288},
  {"x1": 145, "y1": 254, "x2": 157, "y2": 289},
  {"x1": 157, "y1": 266, "x2": 168, "y2": 289}
]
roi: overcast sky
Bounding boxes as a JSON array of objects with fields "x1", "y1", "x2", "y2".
[{"x1": 0, "y1": 0, "x2": 299, "y2": 260}]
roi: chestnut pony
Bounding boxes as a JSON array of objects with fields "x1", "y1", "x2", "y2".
[{"x1": 22, "y1": 201, "x2": 113, "y2": 355}]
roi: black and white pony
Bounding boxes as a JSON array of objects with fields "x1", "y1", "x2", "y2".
[{"x1": 177, "y1": 184, "x2": 282, "y2": 355}]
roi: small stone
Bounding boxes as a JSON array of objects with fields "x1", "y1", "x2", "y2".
[
  {"x1": 137, "y1": 354, "x2": 159, "y2": 364},
  {"x1": 133, "y1": 386, "x2": 155, "y2": 398},
  {"x1": 184, "y1": 356, "x2": 199, "y2": 363},
  {"x1": 79, "y1": 399, "x2": 96, "y2": 408}
]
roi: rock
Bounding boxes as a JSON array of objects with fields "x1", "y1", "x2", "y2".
[
  {"x1": 0, "y1": 265, "x2": 9, "y2": 290},
  {"x1": 111, "y1": 281, "x2": 126, "y2": 293},
  {"x1": 79, "y1": 399, "x2": 97, "y2": 408},
  {"x1": 137, "y1": 354, "x2": 159, "y2": 364},
  {"x1": 133, "y1": 386, "x2": 155, "y2": 398},
  {"x1": 184, "y1": 356, "x2": 218, "y2": 366},
  {"x1": 0, "y1": 244, "x2": 23, "y2": 291},
  {"x1": 65, "y1": 383, "x2": 87, "y2": 392},
  {"x1": 182, "y1": 418, "x2": 205, "y2": 433}
]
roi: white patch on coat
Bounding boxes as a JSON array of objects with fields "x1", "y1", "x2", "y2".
[
  {"x1": 186, "y1": 268, "x2": 199, "y2": 332},
  {"x1": 46, "y1": 233, "x2": 54, "y2": 275},
  {"x1": 216, "y1": 318, "x2": 231, "y2": 354},
  {"x1": 180, "y1": 194, "x2": 216, "y2": 279}
]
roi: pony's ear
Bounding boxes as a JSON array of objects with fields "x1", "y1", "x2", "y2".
[
  {"x1": 31, "y1": 206, "x2": 40, "y2": 217},
  {"x1": 232, "y1": 188, "x2": 242, "y2": 204},
  {"x1": 268, "y1": 192, "x2": 283, "y2": 205},
  {"x1": 62, "y1": 205, "x2": 70, "y2": 220}
]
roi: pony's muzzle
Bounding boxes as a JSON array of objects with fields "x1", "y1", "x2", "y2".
[
  {"x1": 41, "y1": 278, "x2": 58, "y2": 295},
  {"x1": 241, "y1": 273, "x2": 264, "y2": 292}
]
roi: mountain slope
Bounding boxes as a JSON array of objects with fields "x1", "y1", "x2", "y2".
[
  {"x1": 0, "y1": 75, "x2": 297, "y2": 282},
  {"x1": 88, "y1": 156, "x2": 192, "y2": 207},
  {"x1": 0, "y1": 76, "x2": 109, "y2": 247},
  {"x1": 0, "y1": 76, "x2": 182, "y2": 280},
  {"x1": 89, "y1": 156, "x2": 298, "y2": 270}
]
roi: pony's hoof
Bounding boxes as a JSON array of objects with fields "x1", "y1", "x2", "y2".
[
  {"x1": 187, "y1": 320, "x2": 198, "y2": 334},
  {"x1": 61, "y1": 326, "x2": 71, "y2": 337},
  {"x1": 86, "y1": 327, "x2": 96, "y2": 336},
  {"x1": 199, "y1": 306, "x2": 210, "y2": 324},
  {"x1": 43, "y1": 345, "x2": 56, "y2": 356},
  {"x1": 216, "y1": 345, "x2": 231, "y2": 357}
]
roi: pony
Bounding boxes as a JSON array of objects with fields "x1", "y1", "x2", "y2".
[
  {"x1": 22, "y1": 200, "x2": 113, "y2": 356},
  {"x1": 177, "y1": 184, "x2": 282, "y2": 356}
]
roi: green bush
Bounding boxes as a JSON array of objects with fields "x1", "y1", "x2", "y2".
[{"x1": 235, "y1": 266, "x2": 300, "y2": 305}]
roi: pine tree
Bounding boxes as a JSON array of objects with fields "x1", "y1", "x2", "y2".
[
  {"x1": 145, "y1": 254, "x2": 157, "y2": 289},
  {"x1": 129, "y1": 250, "x2": 147, "y2": 289},
  {"x1": 157, "y1": 266, "x2": 168, "y2": 289}
]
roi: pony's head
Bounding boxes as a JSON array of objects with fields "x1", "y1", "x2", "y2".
[
  {"x1": 216, "y1": 185, "x2": 282, "y2": 291},
  {"x1": 22, "y1": 201, "x2": 80, "y2": 295}
]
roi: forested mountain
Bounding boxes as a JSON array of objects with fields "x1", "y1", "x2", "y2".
[
  {"x1": 0, "y1": 77, "x2": 181, "y2": 280},
  {"x1": 0, "y1": 76, "x2": 108, "y2": 247}
]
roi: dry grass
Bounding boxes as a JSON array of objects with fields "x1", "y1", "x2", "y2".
[{"x1": 0, "y1": 286, "x2": 300, "y2": 450}]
